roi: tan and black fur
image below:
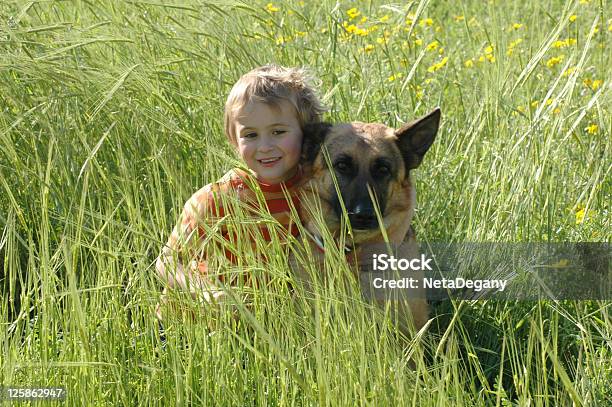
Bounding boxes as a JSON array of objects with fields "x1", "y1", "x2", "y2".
[{"x1": 293, "y1": 108, "x2": 441, "y2": 332}]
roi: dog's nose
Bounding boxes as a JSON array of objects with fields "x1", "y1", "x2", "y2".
[{"x1": 347, "y1": 204, "x2": 378, "y2": 230}]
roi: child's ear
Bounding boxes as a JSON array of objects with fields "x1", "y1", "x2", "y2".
[
  {"x1": 301, "y1": 122, "x2": 332, "y2": 165},
  {"x1": 395, "y1": 108, "x2": 441, "y2": 170}
]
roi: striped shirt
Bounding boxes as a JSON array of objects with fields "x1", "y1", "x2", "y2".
[{"x1": 160, "y1": 166, "x2": 303, "y2": 278}]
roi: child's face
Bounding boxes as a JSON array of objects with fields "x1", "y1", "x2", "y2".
[{"x1": 234, "y1": 100, "x2": 303, "y2": 184}]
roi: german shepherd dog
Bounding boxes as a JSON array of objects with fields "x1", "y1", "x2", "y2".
[{"x1": 292, "y1": 108, "x2": 441, "y2": 333}]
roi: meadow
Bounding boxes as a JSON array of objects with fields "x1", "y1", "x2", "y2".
[{"x1": 0, "y1": 0, "x2": 610, "y2": 405}]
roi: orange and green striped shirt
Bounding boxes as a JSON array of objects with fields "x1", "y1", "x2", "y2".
[{"x1": 160, "y1": 166, "x2": 303, "y2": 276}]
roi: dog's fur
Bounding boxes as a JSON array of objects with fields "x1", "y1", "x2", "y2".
[{"x1": 292, "y1": 108, "x2": 441, "y2": 332}]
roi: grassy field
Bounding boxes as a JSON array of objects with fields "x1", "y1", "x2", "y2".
[{"x1": 1, "y1": 0, "x2": 610, "y2": 405}]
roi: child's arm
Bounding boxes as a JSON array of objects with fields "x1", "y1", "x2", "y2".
[{"x1": 155, "y1": 191, "x2": 215, "y2": 298}]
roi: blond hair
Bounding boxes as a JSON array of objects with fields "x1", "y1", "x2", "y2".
[{"x1": 224, "y1": 65, "x2": 326, "y2": 146}]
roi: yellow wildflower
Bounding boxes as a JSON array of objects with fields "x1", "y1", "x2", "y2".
[
  {"x1": 415, "y1": 38, "x2": 423, "y2": 46},
  {"x1": 464, "y1": 59, "x2": 474, "y2": 68},
  {"x1": 585, "y1": 124, "x2": 598, "y2": 134},
  {"x1": 388, "y1": 72, "x2": 403, "y2": 82},
  {"x1": 347, "y1": 7, "x2": 360, "y2": 20},
  {"x1": 569, "y1": 15, "x2": 577, "y2": 22},
  {"x1": 531, "y1": 100, "x2": 539, "y2": 108},
  {"x1": 483, "y1": 45, "x2": 495, "y2": 62},
  {"x1": 265, "y1": 3, "x2": 279, "y2": 12},
  {"x1": 343, "y1": 22, "x2": 357, "y2": 34},
  {"x1": 380, "y1": 15, "x2": 390, "y2": 23},
  {"x1": 427, "y1": 56, "x2": 449, "y2": 73},
  {"x1": 276, "y1": 35, "x2": 291, "y2": 45},
  {"x1": 419, "y1": 18, "x2": 434, "y2": 27},
  {"x1": 582, "y1": 78, "x2": 602, "y2": 90},
  {"x1": 454, "y1": 15, "x2": 465, "y2": 22},
  {"x1": 426, "y1": 40, "x2": 439, "y2": 51},
  {"x1": 609, "y1": 23, "x2": 612, "y2": 32},
  {"x1": 414, "y1": 85, "x2": 424, "y2": 99},
  {"x1": 579, "y1": 0, "x2": 590, "y2": 4},
  {"x1": 574, "y1": 205, "x2": 595, "y2": 224},
  {"x1": 575, "y1": 207, "x2": 586, "y2": 224},
  {"x1": 399, "y1": 58, "x2": 409, "y2": 66},
  {"x1": 478, "y1": 55, "x2": 486, "y2": 62},
  {"x1": 552, "y1": 40, "x2": 564, "y2": 48},
  {"x1": 512, "y1": 23, "x2": 523, "y2": 30},
  {"x1": 376, "y1": 37, "x2": 388, "y2": 45},
  {"x1": 438, "y1": 47, "x2": 444, "y2": 54},
  {"x1": 553, "y1": 108, "x2": 561, "y2": 114},
  {"x1": 562, "y1": 67, "x2": 576, "y2": 77},
  {"x1": 363, "y1": 44, "x2": 375, "y2": 53},
  {"x1": 468, "y1": 17, "x2": 478, "y2": 27},
  {"x1": 545, "y1": 98, "x2": 553, "y2": 106},
  {"x1": 360, "y1": 16, "x2": 367, "y2": 24},
  {"x1": 552, "y1": 38, "x2": 577, "y2": 48},
  {"x1": 517, "y1": 105, "x2": 526, "y2": 113},
  {"x1": 545, "y1": 55, "x2": 564, "y2": 68},
  {"x1": 590, "y1": 80, "x2": 602, "y2": 90},
  {"x1": 507, "y1": 38, "x2": 523, "y2": 56}
]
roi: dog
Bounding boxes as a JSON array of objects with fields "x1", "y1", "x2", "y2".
[{"x1": 291, "y1": 108, "x2": 441, "y2": 333}]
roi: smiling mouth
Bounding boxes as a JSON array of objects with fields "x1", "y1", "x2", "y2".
[{"x1": 258, "y1": 157, "x2": 281, "y2": 165}]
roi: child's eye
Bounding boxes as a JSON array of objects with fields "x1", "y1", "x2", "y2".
[
  {"x1": 272, "y1": 130, "x2": 286, "y2": 136},
  {"x1": 241, "y1": 132, "x2": 257, "y2": 139}
]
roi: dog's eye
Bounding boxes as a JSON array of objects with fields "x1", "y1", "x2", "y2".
[
  {"x1": 334, "y1": 160, "x2": 352, "y2": 173},
  {"x1": 376, "y1": 165, "x2": 391, "y2": 176}
]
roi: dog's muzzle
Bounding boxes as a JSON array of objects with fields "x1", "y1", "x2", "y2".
[{"x1": 347, "y1": 203, "x2": 378, "y2": 230}]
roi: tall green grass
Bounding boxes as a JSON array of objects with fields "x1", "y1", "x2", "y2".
[{"x1": 1, "y1": 0, "x2": 610, "y2": 405}]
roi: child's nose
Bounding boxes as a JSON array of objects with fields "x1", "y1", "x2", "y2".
[{"x1": 258, "y1": 135, "x2": 275, "y2": 151}]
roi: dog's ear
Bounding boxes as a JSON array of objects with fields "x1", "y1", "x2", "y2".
[
  {"x1": 395, "y1": 108, "x2": 441, "y2": 170},
  {"x1": 301, "y1": 122, "x2": 332, "y2": 165}
]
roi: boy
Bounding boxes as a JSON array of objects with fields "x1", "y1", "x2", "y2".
[{"x1": 155, "y1": 65, "x2": 325, "y2": 321}]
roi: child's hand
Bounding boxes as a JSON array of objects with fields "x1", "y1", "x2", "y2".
[{"x1": 156, "y1": 255, "x2": 210, "y2": 295}]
